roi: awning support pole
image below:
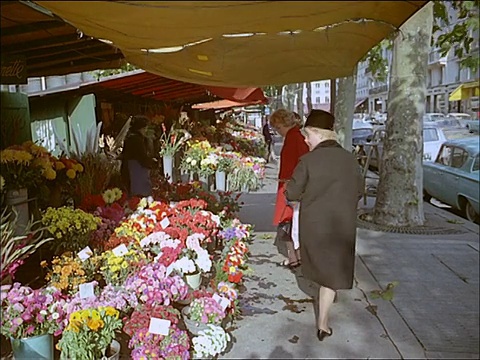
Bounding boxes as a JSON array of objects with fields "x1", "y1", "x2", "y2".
[{"x1": 330, "y1": 78, "x2": 336, "y2": 115}]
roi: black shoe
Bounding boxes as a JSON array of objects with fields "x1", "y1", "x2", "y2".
[{"x1": 317, "y1": 328, "x2": 333, "y2": 341}]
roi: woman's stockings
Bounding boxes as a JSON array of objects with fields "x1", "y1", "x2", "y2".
[{"x1": 318, "y1": 286, "x2": 336, "y2": 332}]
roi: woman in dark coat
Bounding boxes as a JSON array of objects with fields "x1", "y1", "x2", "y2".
[
  {"x1": 120, "y1": 115, "x2": 156, "y2": 197},
  {"x1": 285, "y1": 109, "x2": 363, "y2": 341}
]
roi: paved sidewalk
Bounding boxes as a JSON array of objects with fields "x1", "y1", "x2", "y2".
[{"x1": 222, "y1": 159, "x2": 480, "y2": 359}]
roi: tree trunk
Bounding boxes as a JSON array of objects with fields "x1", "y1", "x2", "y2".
[
  {"x1": 330, "y1": 79, "x2": 337, "y2": 114},
  {"x1": 273, "y1": 85, "x2": 283, "y2": 109},
  {"x1": 306, "y1": 82, "x2": 312, "y2": 114},
  {"x1": 296, "y1": 83, "x2": 304, "y2": 120},
  {"x1": 334, "y1": 67, "x2": 357, "y2": 151},
  {"x1": 373, "y1": 3, "x2": 433, "y2": 227}
]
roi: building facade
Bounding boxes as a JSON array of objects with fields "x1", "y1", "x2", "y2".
[
  {"x1": 355, "y1": 4, "x2": 479, "y2": 117},
  {"x1": 303, "y1": 80, "x2": 331, "y2": 111}
]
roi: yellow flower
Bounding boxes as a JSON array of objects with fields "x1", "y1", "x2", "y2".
[
  {"x1": 104, "y1": 307, "x2": 119, "y2": 318},
  {"x1": 87, "y1": 318, "x2": 104, "y2": 331},
  {"x1": 102, "y1": 189, "x2": 116, "y2": 204},
  {"x1": 74, "y1": 163, "x2": 84, "y2": 172},
  {"x1": 0, "y1": 175, "x2": 4, "y2": 192},
  {"x1": 90, "y1": 310, "x2": 101, "y2": 320},
  {"x1": 44, "y1": 168, "x2": 56, "y2": 180},
  {"x1": 66, "y1": 169, "x2": 76, "y2": 179},
  {"x1": 55, "y1": 161, "x2": 65, "y2": 170}
]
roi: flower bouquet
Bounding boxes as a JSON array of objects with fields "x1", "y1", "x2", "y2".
[
  {"x1": 58, "y1": 306, "x2": 122, "y2": 360},
  {"x1": 99, "y1": 246, "x2": 147, "y2": 286},
  {"x1": 1, "y1": 208, "x2": 53, "y2": 284},
  {"x1": 124, "y1": 262, "x2": 189, "y2": 306},
  {"x1": 192, "y1": 324, "x2": 230, "y2": 358},
  {"x1": 64, "y1": 284, "x2": 138, "y2": 318},
  {"x1": 187, "y1": 296, "x2": 226, "y2": 325},
  {"x1": 0, "y1": 145, "x2": 44, "y2": 192},
  {"x1": 159, "y1": 124, "x2": 192, "y2": 157},
  {"x1": 41, "y1": 206, "x2": 101, "y2": 254},
  {"x1": 123, "y1": 304, "x2": 190, "y2": 360},
  {"x1": 1, "y1": 283, "x2": 67, "y2": 339},
  {"x1": 41, "y1": 251, "x2": 93, "y2": 295}
]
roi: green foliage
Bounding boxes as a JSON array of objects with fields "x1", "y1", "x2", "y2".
[
  {"x1": 363, "y1": 1, "x2": 479, "y2": 79},
  {"x1": 433, "y1": 0, "x2": 479, "y2": 72}
]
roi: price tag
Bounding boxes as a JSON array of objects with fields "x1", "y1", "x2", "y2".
[
  {"x1": 148, "y1": 318, "x2": 171, "y2": 336},
  {"x1": 213, "y1": 293, "x2": 230, "y2": 311},
  {"x1": 160, "y1": 217, "x2": 170, "y2": 229},
  {"x1": 112, "y1": 244, "x2": 128, "y2": 257},
  {"x1": 165, "y1": 264, "x2": 174, "y2": 277},
  {"x1": 79, "y1": 282, "x2": 95, "y2": 299},
  {"x1": 77, "y1": 246, "x2": 93, "y2": 261}
]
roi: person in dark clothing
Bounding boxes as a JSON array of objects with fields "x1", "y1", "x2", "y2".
[
  {"x1": 120, "y1": 115, "x2": 156, "y2": 197},
  {"x1": 262, "y1": 116, "x2": 273, "y2": 162}
]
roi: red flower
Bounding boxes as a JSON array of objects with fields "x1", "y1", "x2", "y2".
[
  {"x1": 128, "y1": 197, "x2": 141, "y2": 211},
  {"x1": 228, "y1": 272, "x2": 243, "y2": 284}
]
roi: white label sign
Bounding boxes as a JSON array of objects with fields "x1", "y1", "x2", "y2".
[
  {"x1": 213, "y1": 293, "x2": 230, "y2": 311},
  {"x1": 79, "y1": 282, "x2": 95, "y2": 299},
  {"x1": 77, "y1": 246, "x2": 93, "y2": 261},
  {"x1": 165, "y1": 264, "x2": 174, "y2": 277},
  {"x1": 148, "y1": 318, "x2": 171, "y2": 336},
  {"x1": 160, "y1": 217, "x2": 170, "y2": 229},
  {"x1": 112, "y1": 244, "x2": 128, "y2": 257}
]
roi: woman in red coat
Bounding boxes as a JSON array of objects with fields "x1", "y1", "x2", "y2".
[{"x1": 269, "y1": 109, "x2": 309, "y2": 268}]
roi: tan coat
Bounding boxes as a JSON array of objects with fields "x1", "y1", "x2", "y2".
[{"x1": 285, "y1": 140, "x2": 363, "y2": 290}]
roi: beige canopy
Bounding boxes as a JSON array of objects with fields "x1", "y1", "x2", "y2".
[{"x1": 36, "y1": 1, "x2": 427, "y2": 87}]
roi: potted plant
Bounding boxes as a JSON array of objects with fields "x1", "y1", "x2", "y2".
[
  {"x1": 1, "y1": 283, "x2": 67, "y2": 360},
  {"x1": 159, "y1": 124, "x2": 191, "y2": 183},
  {"x1": 58, "y1": 306, "x2": 123, "y2": 360},
  {"x1": 215, "y1": 152, "x2": 236, "y2": 191},
  {"x1": 181, "y1": 296, "x2": 226, "y2": 336},
  {"x1": 41, "y1": 206, "x2": 102, "y2": 254},
  {"x1": 123, "y1": 304, "x2": 190, "y2": 360},
  {"x1": 191, "y1": 324, "x2": 230, "y2": 358},
  {"x1": 1, "y1": 208, "x2": 53, "y2": 285}
]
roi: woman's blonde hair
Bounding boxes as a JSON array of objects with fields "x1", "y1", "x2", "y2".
[{"x1": 269, "y1": 109, "x2": 296, "y2": 128}]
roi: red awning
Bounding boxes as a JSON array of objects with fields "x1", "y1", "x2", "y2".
[{"x1": 192, "y1": 99, "x2": 266, "y2": 110}]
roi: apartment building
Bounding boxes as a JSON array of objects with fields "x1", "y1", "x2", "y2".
[
  {"x1": 302, "y1": 80, "x2": 331, "y2": 112},
  {"x1": 355, "y1": 4, "x2": 479, "y2": 117}
]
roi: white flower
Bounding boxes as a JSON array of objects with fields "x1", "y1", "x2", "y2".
[
  {"x1": 186, "y1": 157, "x2": 192, "y2": 163},
  {"x1": 191, "y1": 159, "x2": 197, "y2": 166},
  {"x1": 52, "y1": 312, "x2": 59, "y2": 320},
  {"x1": 195, "y1": 252, "x2": 212, "y2": 273},
  {"x1": 193, "y1": 324, "x2": 230, "y2": 357},
  {"x1": 172, "y1": 257, "x2": 196, "y2": 275},
  {"x1": 40, "y1": 310, "x2": 48, "y2": 315}
]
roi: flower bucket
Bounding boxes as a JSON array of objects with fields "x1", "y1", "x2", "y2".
[
  {"x1": 198, "y1": 174, "x2": 209, "y2": 190},
  {"x1": 163, "y1": 155, "x2": 174, "y2": 183},
  {"x1": 215, "y1": 171, "x2": 227, "y2": 191},
  {"x1": 10, "y1": 333, "x2": 53, "y2": 360},
  {"x1": 6, "y1": 188, "x2": 29, "y2": 236},
  {"x1": 102, "y1": 339, "x2": 121, "y2": 360},
  {"x1": 185, "y1": 272, "x2": 202, "y2": 289},
  {"x1": 181, "y1": 306, "x2": 210, "y2": 336},
  {"x1": 241, "y1": 184, "x2": 249, "y2": 193}
]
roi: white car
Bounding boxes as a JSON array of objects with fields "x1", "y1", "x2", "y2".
[
  {"x1": 423, "y1": 125, "x2": 447, "y2": 161},
  {"x1": 423, "y1": 113, "x2": 446, "y2": 122},
  {"x1": 446, "y1": 113, "x2": 473, "y2": 128}
]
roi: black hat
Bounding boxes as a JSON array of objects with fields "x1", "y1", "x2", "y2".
[{"x1": 304, "y1": 109, "x2": 335, "y2": 130}]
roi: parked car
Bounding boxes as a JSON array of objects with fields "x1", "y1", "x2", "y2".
[
  {"x1": 423, "y1": 113, "x2": 446, "y2": 122},
  {"x1": 364, "y1": 124, "x2": 447, "y2": 169},
  {"x1": 423, "y1": 137, "x2": 480, "y2": 223},
  {"x1": 465, "y1": 120, "x2": 479, "y2": 134},
  {"x1": 446, "y1": 113, "x2": 473, "y2": 128},
  {"x1": 352, "y1": 120, "x2": 373, "y2": 147}
]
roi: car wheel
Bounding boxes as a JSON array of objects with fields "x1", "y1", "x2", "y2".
[
  {"x1": 423, "y1": 191, "x2": 432, "y2": 202},
  {"x1": 465, "y1": 201, "x2": 479, "y2": 223}
]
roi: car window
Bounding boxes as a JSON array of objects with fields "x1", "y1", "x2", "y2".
[
  {"x1": 472, "y1": 155, "x2": 479, "y2": 172},
  {"x1": 451, "y1": 147, "x2": 469, "y2": 169},
  {"x1": 436, "y1": 145, "x2": 452, "y2": 166},
  {"x1": 424, "y1": 128, "x2": 439, "y2": 142}
]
